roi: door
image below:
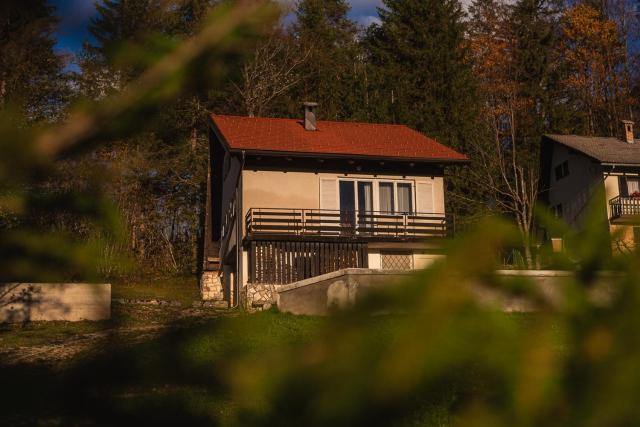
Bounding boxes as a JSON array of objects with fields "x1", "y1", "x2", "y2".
[
  {"x1": 339, "y1": 181, "x2": 356, "y2": 233},
  {"x1": 357, "y1": 181, "x2": 373, "y2": 233}
]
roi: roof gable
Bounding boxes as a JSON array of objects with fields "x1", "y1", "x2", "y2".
[{"x1": 211, "y1": 115, "x2": 468, "y2": 162}]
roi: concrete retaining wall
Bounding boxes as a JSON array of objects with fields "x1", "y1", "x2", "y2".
[
  {"x1": 277, "y1": 269, "x2": 408, "y2": 316},
  {"x1": 277, "y1": 269, "x2": 615, "y2": 316},
  {"x1": 0, "y1": 283, "x2": 111, "y2": 322}
]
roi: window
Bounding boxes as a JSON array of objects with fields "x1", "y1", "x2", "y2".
[
  {"x1": 335, "y1": 179, "x2": 416, "y2": 214},
  {"x1": 553, "y1": 203, "x2": 563, "y2": 219},
  {"x1": 339, "y1": 181, "x2": 356, "y2": 213},
  {"x1": 357, "y1": 182, "x2": 373, "y2": 213},
  {"x1": 397, "y1": 183, "x2": 413, "y2": 213},
  {"x1": 554, "y1": 160, "x2": 570, "y2": 181},
  {"x1": 379, "y1": 182, "x2": 395, "y2": 213},
  {"x1": 627, "y1": 177, "x2": 640, "y2": 196},
  {"x1": 339, "y1": 181, "x2": 356, "y2": 228}
]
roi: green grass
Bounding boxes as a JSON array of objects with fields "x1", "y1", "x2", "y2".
[
  {"x1": 0, "y1": 319, "x2": 109, "y2": 349},
  {"x1": 0, "y1": 302, "x2": 555, "y2": 426},
  {"x1": 0, "y1": 275, "x2": 205, "y2": 352},
  {"x1": 111, "y1": 275, "x2": 201, "y2": 305},
  {"x1": 0, "y1": 310, "x2": 325, "y2": 426}
]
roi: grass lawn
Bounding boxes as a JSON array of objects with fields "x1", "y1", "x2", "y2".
[
  {"x1": 0, "y1": 274, "x2": 554, "y2": 427},
  {"x1": 0, "y1": 310, "x2": 325, "y2": 426},
  {"x1": 0, "y1": 276, "x2": 204, "y2": 352},
  {"x1": 111, "y1": 275, "x2": 202, "y2": 305}
]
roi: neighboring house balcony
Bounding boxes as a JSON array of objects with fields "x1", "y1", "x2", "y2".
[
  {"x1": 609, "y1": 195, "x2": 640, "y2": 223},
  {"x1": 245, "y1": 208, "x2": 454, "y2": 241}
]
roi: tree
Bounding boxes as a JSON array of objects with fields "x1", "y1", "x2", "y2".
[
  {"x1": 233, "y1": 33, "x2": 310, "y2": 117},
  {"x1": 464, "y1": 0, "x2": 563, "y2": 266},
  {"x1": 0, "y1": 0, "x2": 68, "y2": 122},
  {"x1": 364, "y1": 0, "x2": 482, "y2": 226},
  {"x1": 366, "y1": 0, "x2": 478, "y2": 148},
  {"x1": 287, "y1": 0, "x2": 361, "y2": 120},
  {"x1": 73, "y1": 0, "x2": 221, "y2": 276},
  {"x1": 556, "y1": 2, "x2": 633, "y2": 136}
]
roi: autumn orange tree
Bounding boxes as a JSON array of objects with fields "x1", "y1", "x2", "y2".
[
  {"x1": 556, "y1": 2, "x2": 634, "y2": 136},
  {"x1": 466, "y1": 0, "x2": 558, "y2": 267}
]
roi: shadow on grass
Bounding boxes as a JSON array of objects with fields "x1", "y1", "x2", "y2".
[{"x1": 0, "y1": 311, "x2": 322, "y2": 426}]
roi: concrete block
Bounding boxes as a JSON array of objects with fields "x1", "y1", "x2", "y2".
[{"x1": 0, "y1": 283, "x2": 111, "y2": 322}]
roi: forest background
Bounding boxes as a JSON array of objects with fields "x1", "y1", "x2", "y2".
[{"x1": 2, "y1": 0, "x2": 637, "y2": 278}]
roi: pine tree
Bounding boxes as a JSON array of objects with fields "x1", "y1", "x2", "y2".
[
  {"x1": 88, "y1": 0, "x2": 177, "y2": 63},
  {"x1": 366, "y1": 0, "x2": 478, "y2": 151},
  {"x1": 510, "y1": 0, "x2": 560, "y2": 137},
  {"x1": 288, "y1": 0, "x2": 361, "y2": 120},
  {"x1": 0, "y1": 0, "x2": 67, "y2": 122}
]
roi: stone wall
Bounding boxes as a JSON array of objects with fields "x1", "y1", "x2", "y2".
[
  {"x1": 200, "y1": 271, "x2": 225, "y2": 303},
  {"x1": 245, "y1": 283, "x2": 276, "y2": 310},
  {"x1": 0, "y1": 283, "x2": 111, "y2": 322}
]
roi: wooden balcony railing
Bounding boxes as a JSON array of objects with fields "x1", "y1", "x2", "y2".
[
  {"x1": 245, "y1": 208, "x2": 454, "y2": 239},
  {"x1": 609, "y1": 196, "x2": 640, "y2": 221}
]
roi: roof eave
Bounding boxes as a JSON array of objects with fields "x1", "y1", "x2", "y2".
[
  {"x1": 228, "y1": 148, "x2": 470, "y2": 164},
  {"x1": 601, "y1": 162, "x2": 640, "y2": 167}
]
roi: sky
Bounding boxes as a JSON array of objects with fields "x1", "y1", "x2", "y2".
[{"x1": 50, "y1": 0, "x2": 384, "y2": 58}]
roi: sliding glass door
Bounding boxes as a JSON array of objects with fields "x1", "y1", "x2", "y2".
[
  {"x1": 339, "y1": 181, "x2": 356, "y2": 231},
  {"x1": 357, "y1": 182, "x2": 373, "y2": 232},
  {"x1": 338, "y1": 179, "x2": 414, "y2": 234},
  {"x1": 397, "y1": 183, "x2": 413, "y2": 214},
  {"x1": 379, "y1": 182, "x2": 394, "y2": 213}
]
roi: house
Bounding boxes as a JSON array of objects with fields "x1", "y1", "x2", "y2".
[
  {"x1": 201, "y1": 103, "x2": 468, "y2": 308},
  {"x1": 540, "y1": 120, "x2": 640, "y2": 251}
]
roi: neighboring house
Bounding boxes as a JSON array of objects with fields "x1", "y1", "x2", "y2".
[
  {"x1": 540, "y1": 121, "x2": 640, "y2": 251},
  {"x1": 201, "y1": 103, "x2": 468, "y2": 307}
]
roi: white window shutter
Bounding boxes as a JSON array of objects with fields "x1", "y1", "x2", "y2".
[
  {"x1": 320, "y1": 178, "x2": 338, "y2": 210},
  {"x1": 416, "y1": 182, "x2": 434, "y2": 213}
]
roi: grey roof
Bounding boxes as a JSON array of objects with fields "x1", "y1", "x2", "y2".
[{"x1": 545, "y1": 134, "x2": 640, "y2": 165}]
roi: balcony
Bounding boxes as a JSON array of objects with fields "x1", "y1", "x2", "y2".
[
  {"x1": 609, "y1": 196, "x2": 640, "y2": 223},
  {"x1": 245, "y1": 208, "x2": 454, "y2": 240}
]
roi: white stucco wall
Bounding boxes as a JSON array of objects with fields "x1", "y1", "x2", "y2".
[
  {"x1": 367, "y1": 251, "x2": 381, "y2": 269},
  {"x1": 242, "y1": 169, "x2": 446, "y2": 234},
  {"x1": 413, "y1": 253, "x2": 445, "y2": 269},
  {"x1": 243, "y1": 170, "x2": 321, "y2": 212}
]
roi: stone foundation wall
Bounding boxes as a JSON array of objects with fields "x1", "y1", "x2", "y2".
[
  {"x1": 245, "y1": 283, "x2": 277, "y2": 310},
  {"x1": 200, "y1": 271, "x2": 225, "y2": 303}
]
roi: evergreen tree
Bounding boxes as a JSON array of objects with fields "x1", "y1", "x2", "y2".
[
  {"x1": 75, "y1": 0, "x2": 260, "y2": 275},
  {"x1": 288, "y1": 0, "x2": 361, "y2": 120},
  {"x1": 88, "y1": 0, "x2": 178, "y2": 64},
  {"x1": 366, "y1": 0, "x2": 478, "y2": 151},
  {"x1": 510, "y1": 0, "x2": 560, "y2": 137},
  {"x1": 0, "y1": 0, "x2": 67, "y2": 122}
]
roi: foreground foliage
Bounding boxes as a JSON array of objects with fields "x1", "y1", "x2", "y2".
[{"x1": 2, "y1": 217, "x2": 640, "y2": 426}]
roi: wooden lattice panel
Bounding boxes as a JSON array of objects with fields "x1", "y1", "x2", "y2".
[{"x1": 381, "y1": 252, "x2": 413, "y2": 270}]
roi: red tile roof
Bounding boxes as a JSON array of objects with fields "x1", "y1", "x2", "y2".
[{"x1": 211, "y1": 115, "x2": 468, "y2": 162}]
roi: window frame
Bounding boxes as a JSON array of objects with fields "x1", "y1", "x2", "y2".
[
  {"x1": 554, "y1": 160, "x2": 570, "y2": 181},
  {"x1": 336, "y1": 178, "x2": 416, "y2": 214}
]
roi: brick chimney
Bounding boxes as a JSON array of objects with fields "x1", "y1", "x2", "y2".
[
  {"x1": 303, "y1": 102, "x2": 318, "y2": 131},
  {"x1": 621, "y1": 120, "x2": 635, "y2": 143}
]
